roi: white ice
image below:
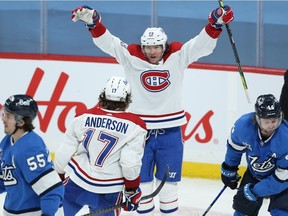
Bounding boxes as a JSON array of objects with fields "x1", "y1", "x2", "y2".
[{"x1": 0, "y1": 177, "x2": 271, "y2": 216}]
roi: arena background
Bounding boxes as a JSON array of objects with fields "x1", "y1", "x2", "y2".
[
  {"x1": 0, "y1": 53, "x2": 285, "y2": 179},
  {"x1": 0, "y1": 0, "x2": 286, "y2": 181},
  {"x1": 0, "y1": 1, "x2": 287, "y2": 69}
]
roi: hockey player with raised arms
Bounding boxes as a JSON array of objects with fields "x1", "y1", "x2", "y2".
[
  {"x1": 54, "y1": 76, "x2": 147, "y2": 216},
  {"x1": 0, "y1": 94, "x2": 64, "y2": 216},
  {"x1": 221, "y1": 94, "x2": 288, "y2": 215},
  {"x1": 71, "y1": 5, "x2": 234, "y2": 215}
]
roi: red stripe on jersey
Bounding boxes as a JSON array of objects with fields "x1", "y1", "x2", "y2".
[
  {"x1": 71, "y1": 158, "x2": 124, "y2": 182},
  {"x1": 138, "y1": 110, "x2": 185, "y2": 118}
]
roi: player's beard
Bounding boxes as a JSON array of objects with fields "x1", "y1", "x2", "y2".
[
  {"x1": 260, "y1": 128, "x2": 274, "y2": 138},
  {"x1": 256, "y1": 116, "x2": 282, "y2": 138}
]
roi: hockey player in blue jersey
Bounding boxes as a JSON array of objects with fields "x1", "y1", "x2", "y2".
[
  {"x1": 221, "y1": 94, "x2": 288, "y2": 216},
  {"x1": 0, "y1": 94, "x2": 64, "y2": 216}
]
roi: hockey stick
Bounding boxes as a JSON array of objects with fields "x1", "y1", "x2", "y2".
[
  {"x1": 82, "y1": 165, "x2": 169, "y2": 216},
  {"x1": 218, "y1": 0, "x2": 251, "y2": 104},
  {"x1": 201, "y1": 185, "x2": 227, "y2": 216}
]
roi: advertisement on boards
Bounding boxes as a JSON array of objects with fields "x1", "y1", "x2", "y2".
[{"x1": 0, "y1": 57, "x2": 284, "y2": 167}]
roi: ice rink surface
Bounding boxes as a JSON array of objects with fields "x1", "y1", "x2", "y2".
[
  {"x1": 76, "y1": 177, "x2": 271, "y2": 216},
  {"x1": 0, "y1": 177, "x2": 271, "y2": 216}
]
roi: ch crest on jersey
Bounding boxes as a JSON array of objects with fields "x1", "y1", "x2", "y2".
[{"x1": 141, "y1": 70, "x2": 170, "y2": 92}]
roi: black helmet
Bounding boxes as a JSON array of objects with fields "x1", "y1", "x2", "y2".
[
  {"x1": 255, "y1": 94, "x2": 281, "y2": 118},
  {"x1": 4, "y1": 94, "x2": 38, "y2": 120}
]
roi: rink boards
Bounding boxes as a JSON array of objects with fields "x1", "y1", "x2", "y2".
[{"x1": 0, "y1": 53, "x2": 284, "y2": 179}]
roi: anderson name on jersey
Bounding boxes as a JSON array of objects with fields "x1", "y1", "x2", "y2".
[
  {"x1": 84, "y1": 116, "x2": 129, "y2": 134},
  {"x1": 54, "y1": 106, "x2": 147, "y2": 194}
]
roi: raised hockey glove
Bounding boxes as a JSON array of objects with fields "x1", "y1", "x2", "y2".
[
  {"x1": 123, "y1": 187, "x2": 142, "y2": 211},
  {"x1": 221, "y1": 162, "x2": 241, "y2": 190},
  {"x1": 71, "y1": 5, "x2": 101, "y2": 29},
  {"x1": 208, "y1": 5, "x2": 234, "y2": 29},
  {"x1": 243, "y1": 183, "x2": 258, "y2": 201}
]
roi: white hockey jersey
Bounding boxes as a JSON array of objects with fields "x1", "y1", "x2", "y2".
[
  {"x1": 90, "y1": 23, "x2": 221, "y2": 129},
  {"x1": 54, "y1": 106, "x2": 147, "y2": 193}
]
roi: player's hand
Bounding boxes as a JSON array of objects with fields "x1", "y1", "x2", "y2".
[
  {"x1": 122, "y1": 187, "x2": 142, "y2": 211},
  {"x1": 243, "y1": 183, "x2": 258, "y2": 201},
  {"x1": 233, "y1": 185, "x2": 261, "y2": 215},
  {"x1": 58, "y1": 173, "x2": 69, "y2": 185},
  {"x1": 221, "y1": 162, "x2": 241, "y2": 189},
  {"x1": 71, "y1": 5, "x2": 101, "y2": 29},
  {"x1": 208, "y1": 5, "x2": 234, "y2": 29}
]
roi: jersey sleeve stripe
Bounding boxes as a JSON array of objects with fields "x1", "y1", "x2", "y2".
[
  {"x1": 274, "y1": 167, "x2": 288, "y2": 182},
  {"x1": 228, "y1": 136, "x2": 247, "y2": 151},
  {"x1": 31, "y1": 169, "x2": 61, "y2": 196}
]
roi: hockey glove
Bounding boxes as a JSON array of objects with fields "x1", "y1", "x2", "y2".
[
  {"x1": 233, "y1": 184, "x2": 262, "y2": 215},
  {"x1": 71, "y1": 5, "x2": 101, "y2": 29},
  {"x1": 221, "y1": 162, "x2": 241, "y2": 190},
  {"x1": 208, "y1": 5, "x2": 234, "y2": 29},
  {"x1": 123, "y1": 187, "x2": 142, "y2": 211},
  {"x1": 243, "y1": 183, "x2": 258, "y2": 201},
  {"x1": 58, "y1": 173, "x2": 69, "y2": 185}
]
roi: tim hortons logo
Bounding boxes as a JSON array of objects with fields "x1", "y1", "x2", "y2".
[
  {"x1": 181, "y1": 111, "x2": 213, "y2": 143},
  {"x1": 0, "y1": 67, "x2": 214, "y2": 143}
]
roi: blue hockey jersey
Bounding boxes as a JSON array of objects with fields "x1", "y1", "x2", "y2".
[
  {"x1": 224, "y1": 112, "x2": 288, "y2": 197},
  {"x1": 0, "y1": 131, "x2": 64, "y2": 215}
]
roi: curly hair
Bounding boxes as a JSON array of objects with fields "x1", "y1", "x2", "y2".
[{"x1": 98, "y1": 90, "x2": 132, "y2": 111}]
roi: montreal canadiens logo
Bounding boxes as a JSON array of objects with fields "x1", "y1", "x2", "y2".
[{"x1": 141, "y1": 70, "x2": 170, "y2": 92}]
